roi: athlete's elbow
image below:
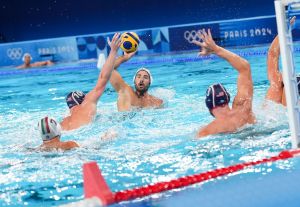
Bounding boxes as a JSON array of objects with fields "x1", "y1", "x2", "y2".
[
  {"x1": 244, "y1": 59, "x2": 250, "y2": 69},
  {"x1": 241, "y1": 60, "x2": 251, "y2": 73}
]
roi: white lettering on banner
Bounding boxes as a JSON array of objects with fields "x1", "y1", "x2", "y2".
[
  {"x1": 37, "y1": 46, "x2": 75, "y2": 55},
  {"x1": 255, "y1": 29, "x2": 261, "y2": 36},
  {"x1": 224, "y1": 27, "x2": 273, "y2": 39}
]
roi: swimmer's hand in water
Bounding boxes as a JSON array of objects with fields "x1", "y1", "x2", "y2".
[
  {"x1": 107, "y1": 33, "x2": 122, "y2": 53},
  {"x1": 192, "y1": 29, "x2": 219, "y2": 56}
]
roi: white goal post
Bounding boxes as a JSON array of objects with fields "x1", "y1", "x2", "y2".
[{"x1": 274, "y1": 0, "x2": 300, "y2": 148}]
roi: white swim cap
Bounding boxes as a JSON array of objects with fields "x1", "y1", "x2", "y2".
[
  {"x1": 22, "y1": 53, "x2": 32, "y2": 61},
  {"x1": 133, "y1": 68, "x2": 153, "y2": 85},
  {"x1": 38, "y1": 117, "x2": 61, "y2": 141}
]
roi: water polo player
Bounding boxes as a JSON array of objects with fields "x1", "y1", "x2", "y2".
[
  {"x1": 265, "y1": 16, "x2": 300, "y2": 106},
  {"x1": 17, "y1": 53, "x2": 54, "y2": 69},
  {"x1": 109, "y1": 53, "x2": 163, "y2": 111},
  {"x1": 192, "y1": 29, "x2": 255, "y2": 137},
  {"x1": 38, "y1": 117, "x2": 79, "y2": 151},
  {"x1": 60, "y1": 33, "x2": 122, "y2": 130}
]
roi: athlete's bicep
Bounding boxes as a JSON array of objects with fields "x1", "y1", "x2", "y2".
[
  {"x1": 266, "y1": 51, "x2": 283, "y2": 103},
  {"x1": 234, "y1": 65, "x2": 253, "y2": 104},
  {"x1": 267, "y1": 36, "x2": 281, "y2": 83}
]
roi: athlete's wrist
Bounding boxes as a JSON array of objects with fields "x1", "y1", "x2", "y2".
[
  {"x1": 110, "y1": 50, "x2": 118, "y2": 55},
  {"x1": 213, "y1": 46, "x2": 223, "y2": 55},
  {"x1": 121, "y1": 55, "x2": 129, "y2": 61}
]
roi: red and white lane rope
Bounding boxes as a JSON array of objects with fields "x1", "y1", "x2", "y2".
[{"x1": 83, "y1": 149, "x2": 300, "y2": 206}]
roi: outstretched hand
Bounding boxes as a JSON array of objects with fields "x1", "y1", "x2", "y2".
[
  {"x1": 107, "y1": 33, "x2": 122, "y2": 52},
  {"x1": 192, "y1": 29, "x2": 219, "y2": 56}
]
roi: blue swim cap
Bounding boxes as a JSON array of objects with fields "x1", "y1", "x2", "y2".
[
  {"x1": 205, "y1": 83, "x2": 230, "y2": 111},
  {"x1": 66, "y1": 91, "x2": 86, "y2": 109}
]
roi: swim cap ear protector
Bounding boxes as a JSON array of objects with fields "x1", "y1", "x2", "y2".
[
  {"x1": 66, "y1": 91, "x2": 86, "y2": 109},
  {"x1": 133, "y1": 68, "x2": 153, "y2": 85},
  {"x1": 22, "y1": 53, "x2": 32, "y2": 61},
  {"x1": 205, "y1": 83, "x2": 230, "y2": 114},
  {"x1": 38, "y1": 117, "x2": 61, "y2": 141}
]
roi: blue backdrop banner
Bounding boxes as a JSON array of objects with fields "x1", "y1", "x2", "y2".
[
  {"x1": 2, "y1": 15, "x2": 300, "y2": 67},
  {"x1": 0, "y1": 38, "x2": 78, "y2": 67},
  {"x1": 219, "y1": 17, "x2": 277, "y2": 47},
  {"x1": 168, "y1": 23, "x2": 220, "y2": 51}
]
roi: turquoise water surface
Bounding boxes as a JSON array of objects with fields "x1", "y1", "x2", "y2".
[{"x1": 1, "y1": 46, "x2": 300, "y2": 206}]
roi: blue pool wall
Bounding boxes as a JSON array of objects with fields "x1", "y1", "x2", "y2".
[{"x1": 1, "y1": 15, "x2": 300, "y2": 67}]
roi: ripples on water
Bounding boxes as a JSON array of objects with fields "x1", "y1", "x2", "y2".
[{"x1": 0, "y1": 49, "x2": 297, "y2": 206}]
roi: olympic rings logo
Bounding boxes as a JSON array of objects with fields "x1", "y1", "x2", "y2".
[
  {"x1": 6, "y1": 48, "x2": 23, "y2": 60},
  {"x1": 184, "y1": 30, "x2": 202, "y2": 43}
]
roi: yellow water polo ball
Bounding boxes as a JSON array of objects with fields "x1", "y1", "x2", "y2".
[{"x1": 120, "y1": 32, "x2": 140, "y2": 53}]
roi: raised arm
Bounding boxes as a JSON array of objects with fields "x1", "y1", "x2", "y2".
[
  {"x1": 215, "y1": 44, "x2": 252, "y2": 108},
  {"x1": 193, "y1": 29, "x2": 252, "y2": 108},
  {"x1": 85, "y1": 33, "x2": 122, "y2": 103},
  {"x1": 265, "y1": 16, "x2": 296, "y2": 103},
  {"x1": 265, "y1": 35, "x2": 283, "y2": 103},
  {"x1": 110, "y1": 52, "x2": 136, "y2": 92}
]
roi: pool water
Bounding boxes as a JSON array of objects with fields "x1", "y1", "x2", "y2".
[{"x1": 1, "y1": 45, "x2": 300, "y2": 206}]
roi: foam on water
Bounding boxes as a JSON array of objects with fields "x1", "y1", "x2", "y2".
[{"x1": 0, "y1": 47, "x2": 297, "y2": 206}]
